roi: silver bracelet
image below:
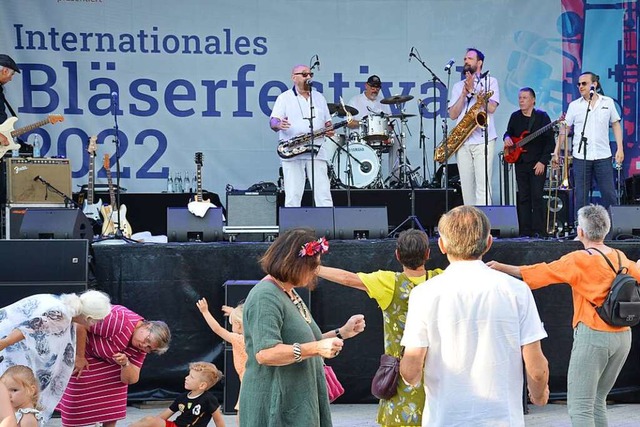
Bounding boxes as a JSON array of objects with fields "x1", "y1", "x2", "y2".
[{"x1": 292, "y1": 342, "x2": 302, "y2": 363}]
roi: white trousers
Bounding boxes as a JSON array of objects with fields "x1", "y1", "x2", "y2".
[
  {"x1": 456, "y1": 140, "x2": 496, "y2": 205},
  {"x1": 282, "y1": 159, "x2": 333, "y2": 207}
]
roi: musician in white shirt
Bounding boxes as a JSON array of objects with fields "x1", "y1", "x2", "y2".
[{"x1": 270, "y1": 64, "x2": 334, "y2": 207}]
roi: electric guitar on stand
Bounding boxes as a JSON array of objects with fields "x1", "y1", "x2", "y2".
[
  {"x1": 187, "y1": 152, "x2": 216, "y2": 217},
  {"x1": 0, "y1": 115, "x2": 64, "y2": 157},
  {"x1": 81, "y1": 136, "x2": 103, "y2": 223},
  {"x1": 100, "y1": 154, "x2": 132, "y2": 237}
]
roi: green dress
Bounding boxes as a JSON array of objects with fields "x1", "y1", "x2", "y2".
[
  {"x1": 239, "y1": 279, "x2": 332, "y2": 427},
  {"x1": 360, "y1": 270, "x2": 441, "y2": 427}
]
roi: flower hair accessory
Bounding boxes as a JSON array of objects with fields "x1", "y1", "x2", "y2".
[{"x1": 299, "y1": 237, "x2": 329, "y2": 257}]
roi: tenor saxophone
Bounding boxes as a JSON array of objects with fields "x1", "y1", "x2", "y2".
[{"x1": 434, "y1": 90, "x2": 494, "y2": 164}]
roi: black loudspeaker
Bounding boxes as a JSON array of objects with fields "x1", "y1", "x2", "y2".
[
  {"x1": 19, "y1": 208, "x2": 92, "y2": 242},
  {"x1": 227, "y1": 191, "x2": 278, "y2": 226},
  {"x1": 0, "y1": 239, "x2": 88, "y2": 308},
  {"x1": 222, "y1": 280, "x2": 310, "y2": 414},
  {"x1": 166, "y1": 207, "x2": 223, "y2": 242},
  {"x1": 279, "y1": 207, "x2": 335, "y2": 239},
  {"x1": 334, "y1": 206, "x2": 388, "y2": 240},
  {"x1": 476, "y1": 205, "x2": 519, "y2": 238},
  {"x1": 608, "y1": 205, "x2": 640, "y2": 239}
]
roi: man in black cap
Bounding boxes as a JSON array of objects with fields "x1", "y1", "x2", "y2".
[{"x1": 0, "y1": 54, "x2": 21, "y2": 147}]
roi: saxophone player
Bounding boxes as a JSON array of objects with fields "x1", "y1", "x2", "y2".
[{"x1": 448, "y1": 48, "x2": 500, "y2": 205}]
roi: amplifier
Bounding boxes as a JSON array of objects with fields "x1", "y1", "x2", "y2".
[{"x1": 4, "y1": 158, "x2": 72, "y2": 204}]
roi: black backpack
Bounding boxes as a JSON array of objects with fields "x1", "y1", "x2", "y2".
[{"x1": 587, "y1": 247, "x2": 640, "y2": 327}]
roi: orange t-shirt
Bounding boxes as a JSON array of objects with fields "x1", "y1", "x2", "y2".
[{"x1": 520, "y1": 248, "x2": 640, "y2": 332}]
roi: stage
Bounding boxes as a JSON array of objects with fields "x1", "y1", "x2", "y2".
[{"x1": 90, "y1": 238, "x2": 640, "y2": 404}]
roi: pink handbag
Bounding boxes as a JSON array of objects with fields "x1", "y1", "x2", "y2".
[{"x1": 324, "y1": 364, "x2": 345, "y2": 402}]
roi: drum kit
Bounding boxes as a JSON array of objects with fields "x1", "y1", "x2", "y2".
[{"x1": 326, "y1": 94, "x2": 420, "y2": 189}]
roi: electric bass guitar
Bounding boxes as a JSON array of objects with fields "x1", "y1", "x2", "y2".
[
  {"x1": 503, "y1": 113, "x2": 565, "y2": 164},
  {"x1": 187, "y1": 152, "x2": 216, "y2": 217},
  {"x1": 277, "y1": 119, "x2": 351, "y2": 159},
  {"x1": 81, "y1": 136, "x2": 103, "y2": 222},
  {"x1": 100, "y1": 154, "x2": 133, "y2": 237},
  {"x1": 0, "y1": 115, "x2": 64, "y2": 157}
]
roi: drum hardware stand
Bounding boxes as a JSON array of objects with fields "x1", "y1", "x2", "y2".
[{"x1": 387, "y1": 170, "x2": 426, "y2": 237}]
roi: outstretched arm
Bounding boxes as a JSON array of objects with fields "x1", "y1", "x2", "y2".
[
  {"x1": 317, "y1": 266, "x2": 367, "y2": 291},
  {"x1": 196, "y1": 298, "x2": 236, "y2": 343}
]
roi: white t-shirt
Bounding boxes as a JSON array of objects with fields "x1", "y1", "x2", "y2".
[
  {"x1": 270, "y1": 87, "x2": 332, "y2": 162},
  {"x1": 401, "y1": 260, "x2": 547, "y2": 427},
  {"x1": 347, "y1": 92, "x2": 392, "y2": 122},
  {"x1": 564, "y1": 95, "x2": 621, "y2": 160},
  {"x1": 448, "y1": 75, "x2": 500, "y2": 144}
]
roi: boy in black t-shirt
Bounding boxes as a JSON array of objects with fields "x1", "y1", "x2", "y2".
[{"x1": 131, "y1": 362, "x2": 225, "y2": 427}]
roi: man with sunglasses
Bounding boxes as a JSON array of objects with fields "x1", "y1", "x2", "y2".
[
  {"x1": 555, "y1": 72, "x2": 623, "y2": 215},
  {"x1": 270, "y1": 65, "x2": 334, "y2": 207}
]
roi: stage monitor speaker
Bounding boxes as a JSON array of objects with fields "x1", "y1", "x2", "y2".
[
  {"x1": 222, "y1": 280, "x2": 310, "y2": 414},
  {"x1": 166, "y1": 207, "x2": 223, "y2": 242},
  {"x1": 0, "y1": 239, "x2": 88, "y2": 308},
  {"x1": 3, "y1": 158, "x2": 72, "y2": 204},
  {"x1": 608, "y1": 205, "x2": 640, "y2": 239},
  {"x1": 226, "y1": 191, "x2": 278, "y2": 227},
  {"x1": 19, "y1": 208, "x2": 92, "y2": 242},
  {"x1": 279, "y1": 207, "x2": 335, "y2": 239},
  {"x1": 334, "y1": 206, "x2": 388, "y2": 239},
  {"x1": 476, "y1": 205, "x2": 519, "y2": 238}
]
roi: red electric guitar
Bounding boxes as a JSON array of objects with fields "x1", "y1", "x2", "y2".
[{"x1": 503, "y1": 113, "x2": 564, "y2": 164}]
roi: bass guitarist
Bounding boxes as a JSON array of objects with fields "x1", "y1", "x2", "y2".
[
  {"x1": 0, "y1": 54, "x2": 20, "y2": 148},
  {"x1": 503, "y1": 87, "x2": 555, "y2": 237},
  {"x1": 269, "y1": 64, "x2": 334, "y2": 207}
]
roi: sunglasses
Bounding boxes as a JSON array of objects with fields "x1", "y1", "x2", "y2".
[
  {"x1": 294, "y1": 72, "x2": 314, "y2": 78},
  {"x1": 577, "y1": 82, "x2": 591, "y2": 87}
]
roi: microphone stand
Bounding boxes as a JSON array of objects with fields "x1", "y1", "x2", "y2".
[
  {"x1": 306, "y1": 82, "x2": 316, "y2": 207},
  {"x1": 34, "y1": 176, "x2": 81, "y2": 209},
  {"x1": 482, "y1": 71, "x2": 491, "y2": 206},
  {"x1": 442, "y1": 66, "x2": 453, "y2": 212},
  {"x1": 418, "y1": 101, "x2": 428, "y2": 187},
  {"x1": 411, "y1": 53, "x2": 445, "y2": 187},
  {"x1": 577, "y1": 92, "x2": 593, "y2": 209}
]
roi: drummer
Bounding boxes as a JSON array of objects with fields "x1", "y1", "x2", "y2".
[{"x1": 348, "y1": 75, "x2": 397, "y2": 174}]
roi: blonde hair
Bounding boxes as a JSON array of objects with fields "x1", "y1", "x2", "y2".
[
  {"x1": 61, "y1": 290, "x2": 111, "y2": 320},
  {"x1": 1, "y1": 365, "x2": 40, "y2": 409},
  {"x1": 230, "y1": 304, "x2": 244, "y2": 327},
  {"x1": 189, "y1": 362, "x2": 223, "y2": 390}
]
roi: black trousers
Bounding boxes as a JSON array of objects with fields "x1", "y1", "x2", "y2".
[{"x1": 515, "y1": 161, "x2": 546, "y2": 236}]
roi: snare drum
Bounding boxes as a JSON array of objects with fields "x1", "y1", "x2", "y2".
[
  {"x1": 331, "y1": 142, "x2": 380, "y2": 188},
  {"x1": 361, "y1": 115, "x2": 390, "y2": 144}
]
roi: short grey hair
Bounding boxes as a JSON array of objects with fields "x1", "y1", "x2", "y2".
[
  {"x1": 577, "y1": 204, "x2": 610, "y2": 241},
  {"x1": 144, "y1": 320, "x2": 171, "y2": 355}
]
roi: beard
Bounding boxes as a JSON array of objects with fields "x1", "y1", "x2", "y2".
[{"x1": 463, "y1": 63, "x2": 477, "y2": 74}]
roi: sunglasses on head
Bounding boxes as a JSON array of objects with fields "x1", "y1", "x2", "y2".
[{"x1": 294, "y1": 72, "x2": 314, "y2": 78}]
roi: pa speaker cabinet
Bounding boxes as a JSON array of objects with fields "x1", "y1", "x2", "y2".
[
  {"x1": 279, "y1": 207, "x2": 334, "y2": 239},
  {"x1": 226, "y1": 191, "x2": 277, "y2": 227},
  {"x1": 476, "y1": 205, "x2": 519, "y2": 238},
  {"x1": 222, "y1": 279, "x2": 310, "y2": 414},
  {"x1": 3, "y1": 204, "x2": 66, "y2": 239},
  {"x1": 0, "y1": 239, "x2": 88, "y2": 308},
  {"x1": 19, "y1": 208, "x2": 92, "y2": 242},
  {"x1": 4, "y1": 158, "x2": 72, "y2": 204},
  {"x1": 608, "y1": 205, "x2": 640, "y2": 239},
  {"x1": 334, "y1": 206, "x2": 388, "y2": 240},
  {"x1": 166, "y1": 207, "x2": 223, "y2": 242}
]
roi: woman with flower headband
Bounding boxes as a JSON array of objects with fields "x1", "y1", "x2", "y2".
[{"x1": 240, "y1": 228, "x2": 366, "y2": 427}]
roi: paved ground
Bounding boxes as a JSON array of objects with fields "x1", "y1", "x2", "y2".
[{"x1": 47, "y1": 401, "x2": 640, "y2": 426}]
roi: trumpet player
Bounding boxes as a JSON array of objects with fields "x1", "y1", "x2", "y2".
[
  {"x1": 504, "y1": 88, "x2": 555, "y2": 237},
  {"x1": 448, "y1": 48, "x2": 500, "y2": 205}
]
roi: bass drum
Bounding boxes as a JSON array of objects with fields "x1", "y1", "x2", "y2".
[{"x1": 331, "y1": 143, "x2": 380, "y2": 188}]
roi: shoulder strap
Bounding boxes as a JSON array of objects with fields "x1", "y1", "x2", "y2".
[
  {"x1": 585, "y1": 247, "x2": 617, "y2": 274},
  {"x1": 526, "y1": 110, "x2": 537, "y2": 133}
]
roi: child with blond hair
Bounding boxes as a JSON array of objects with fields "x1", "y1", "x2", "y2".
[
  {"x1": 130, "y1": 362, "x2": 224, "y2": 427},
  {"x1": 196, "y1": 298, "x2": 247, "y2": 412},
  {"x1": 0, "y1": 365, "x2": 43, "y2": 427}
]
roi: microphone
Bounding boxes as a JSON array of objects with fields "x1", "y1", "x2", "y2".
[
  {"x1": 311, "y1": 55, "x2": 320, "y2": 71},
  {"x1": 417, "y1": 99, "x2": 424, "y2": 109},
  {"x1": 408, "y1": 47, "x2": 414, "y2": 62},
  {"x1": 444, "y1": 58, "x2": 455, "y2": 72},
  {"x1": 589, "y1": 84, "x2": 595, "y2": 98},
  {"x1": 111, "y1": 91, "x2": 119, "y2": 106},
  {"x1": 33, "y1": 175, "x2": 42, "y2": 182},
  {"x1": 305, "y1": 78, "x2": 314, "y2": 86},
  {"x1": 479, "y1": 70, "x2": 490, "y2": 80}
]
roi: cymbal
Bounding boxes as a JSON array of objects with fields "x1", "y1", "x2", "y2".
[
  {"x1": 328, "y1": 103, "x2": 358, "y2": 117},
  {"x1": 388, "y1": 113, "x2": 417, "y2": 119},
  {"x1": 380, "y1": 94, "x2": 414, "y2": 105}
]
